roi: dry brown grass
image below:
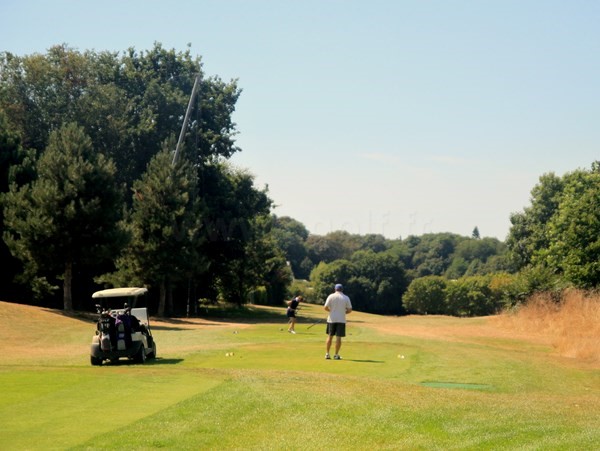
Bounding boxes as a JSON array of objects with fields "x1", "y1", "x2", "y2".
[
  {"x1": 0, "y1": 300, "x2": 244, "y2": 361},
  {"x1": 493, "y1": 289, "x2": 600, "y2": 364}
]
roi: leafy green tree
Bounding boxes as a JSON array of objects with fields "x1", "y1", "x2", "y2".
[
  {"x1": 271, "y1": 215, "x2": 310, "y2": 279},
  {"x1": 445, "y1": 276, "x2": 498, "y2": 317},
  {"x1": 0, "y1": 110, "x2": 28, "y2": 299},
  {"x1": 447, "y1": 237, "x2": 508, "y2": 278},
  {"x1": 298, "y1": 257, "x2": 316, "y2": 281},
  {"x1": 306, "y1": 230, "x2": 361, "y2": 264},
  {"x1": 403, "y1": 276, "x2": 448, "y2": 314},
  {"x1": 455, "y1": 237, "x2": 501, "y2": 263},
  {"x1": 359, "y1": 234, "x2": 390, "y2": 253},
  {"x1": 387, "y1": 239, "x2": 413, "y2": 271},
  {"x1": 196, "y1": 162, "x2": 273, "y2": 305},
  {"x1": 507, "y1": 164, "x2": 600, "y2": 289},
  {"x1": 0, "y1": 111, "x2": 22, "y2": 193},
  {"x1": 488, "y1": 272, "x2": 521, "y2": 309},
  {"x1": 542, "y1": 169, "x2": 600, "y2": 287},
  {"x1": 478, "y1": 254, "x2": 512, "y2": 275},
  {"x1": 310, "y1": 259, "x2": 355, "y2": 303},
  {"x1": 273, "y1": 215, "x2": 309, "y2": 241},
  {"x1": 2, "y1": 123, "x2": 125, "y2": 309},
  {"x1": 506, "y1": 172, "x2": 564, "y2": 269},
  {"x1": 309, "y1": 250, "x2": 407, "y2": 314},
  {"x1": 256, "y1": 234, "x2": 294, "y2": 306},
  {"x1": 511, "y1": 265, "x2": 567, "y2": 302},
  {"x1": 348, "y1": 250, "x2": 407, "y2": 314},
  {"x1": 288, "y1": 278, "x2": 316, "y2": 303},
  {"x1": 444, "y1": 257, "x2": 469, "y2": 280},
  {"x1": 0, "y1": 46, "x2": 92, "y2": 151},
  {"x1": 0, "y1": 43, "x2": 242, "y2": 190},
  {"x1": 228, "y1": 215, "x2": 292, "y2": 306},
  {"x1": 409, "y1": 233, "x2": 460, "y2": 277},
  {"x1": 1, "y1": 44, "x2": 253, "y2": 310},
  {"x1": 105, "y1": 149, "x2": 205, "y2": 316}
]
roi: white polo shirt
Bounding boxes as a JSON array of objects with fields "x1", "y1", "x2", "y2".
[{"x1": 324, "y1": 291, "x2": 352, "y2": 323}]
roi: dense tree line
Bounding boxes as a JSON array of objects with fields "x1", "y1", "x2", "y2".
[
  {"x1": 273, "y1": 161, "x2": 600, "y2": 316},
  {"x1": 0, "y1": 44, "x2": 288, "y2": 314},
  {"x1": 507, "y1": 163, "x2": 600, "y2": 288},
  {"x1": 275, "y1": 186, "x2": 597, "y2": 316},
  {"x1": 1, "y1": 44, "x2": 598, "y2": 317},
  {"x1": 270, "y1": 222, "x2": 511, "y2": 315}
]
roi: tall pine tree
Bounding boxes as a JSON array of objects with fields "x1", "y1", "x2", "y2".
[{"x1": 3, "y1": 123, "x2": 126, "y2": 309}]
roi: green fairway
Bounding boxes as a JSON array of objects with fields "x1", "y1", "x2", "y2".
[{"x1": 0, "y1": 301, "x2": 598, "y2": 450}]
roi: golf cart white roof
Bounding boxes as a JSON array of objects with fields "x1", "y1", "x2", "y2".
[{"x1": 92, "y1": 287, "x2": 148, "y2": 298}]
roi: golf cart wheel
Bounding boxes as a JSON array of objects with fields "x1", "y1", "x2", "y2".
[
  {"x1": 147, "y1": 343, "x2": 157, "y2": 359},
  {"x1": 90, "y1": 356, "x2": 103, "y2": 366},
  {"x1": 135, "y1": 345, "x2": 146, "y2": 364}
]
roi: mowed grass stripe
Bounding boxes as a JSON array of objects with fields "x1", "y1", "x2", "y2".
[
  {"x1": 72, "y1": 369, "x2": 598, "y2": 450},
  {"x1": 0, "y1": 368, "x2": 221, "y2": 449}
]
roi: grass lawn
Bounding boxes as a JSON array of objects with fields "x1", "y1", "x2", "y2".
[{"x1": 0, "y1": 301, "x2": 598, "y2": 450}]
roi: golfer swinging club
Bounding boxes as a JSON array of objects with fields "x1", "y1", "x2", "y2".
[
  {"x1": 286, "y1": 295, "x2": 302, "y2": 333},
  {"x1": 324, "y1": 283, "x2": 352, "y2": 360}
]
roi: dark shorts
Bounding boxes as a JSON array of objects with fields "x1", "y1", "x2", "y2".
[
  {"x1": 326, "y1": 322, "x2": 346, "y2": 337},
  {"x1": 286, "y1": 308, "x2": 296, "y2": 318}
]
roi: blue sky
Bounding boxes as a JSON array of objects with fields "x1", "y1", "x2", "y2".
[{"x1": 2, "y1": 1, "x2": 598, "y2": 240}]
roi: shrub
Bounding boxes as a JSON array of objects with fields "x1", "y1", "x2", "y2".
[
  {"x1": 445, "y1": 275, "x2": 498, "y2": 317},
  {"x1": 403, "y1": 276, "x2": 447, "y2": 314},
  {"x1": 247, "y1": 286, "x2": 268, "y2": 305},
  {"x1": 488, "y1": 272, "x2": 520, "y2": 309},
  {"x1": 288, "y1": 279, "x2": 317, "y2": 304}
]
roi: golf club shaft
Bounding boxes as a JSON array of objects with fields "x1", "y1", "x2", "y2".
[{"x1": 307, "y1": 319, "x2": 323, "y2": 329}]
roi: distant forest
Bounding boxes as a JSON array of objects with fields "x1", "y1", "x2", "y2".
[{"x1": 1, "y1": 44, "x2": 599, "y2": 316}]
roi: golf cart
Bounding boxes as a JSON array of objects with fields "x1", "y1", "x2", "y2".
[{"x1": 90, "y1": 287, "x2": 157, "y2": 366}]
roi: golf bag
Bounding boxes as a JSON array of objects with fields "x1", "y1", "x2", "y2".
[
  {"x1": 96, "y1": 305, "x2": 116, "y2": 352},
  {"x1": 115, "y1": 311, "x2": 133, "y2": 350}
]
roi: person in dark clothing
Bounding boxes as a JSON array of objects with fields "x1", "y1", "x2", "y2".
[{"x1": 286, "y1": 295, "x2": 303, "y2": 334}]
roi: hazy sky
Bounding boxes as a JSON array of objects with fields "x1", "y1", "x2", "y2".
[{"x1": 2, "y1": 1, "x2": 598, "y2": 240}]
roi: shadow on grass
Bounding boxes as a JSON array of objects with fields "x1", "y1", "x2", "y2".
[
  {"x1": 420, "y1": 381, "x2": 494, "y2": 390},
  {"x1": 151, "y1": 320, "x2": 232, "y2": 331},
  {"x1": 345, "y1": 359, "x2": 385, "y2": 363},
  {"x1": 299, "y1": 319, "x2": 366, "y2": 324},
  {"x1": 104, "y1": 357, "x2": 184, "y2": 366},
  {"x1": 196, "y1": 306, "x2": 289, "y2": 323},
  {"x1": 60, "y1": 309, "x2": 367, "y2": 327},
  {"x1": 43, "y1": 303, "x2": 374, "y2": 328},
  {"x1": 63, "y1": 305, "x2": 291, "y2": 328},
  {"x1": 146, "y1": 358, "x2": 184, "y2": 365}
]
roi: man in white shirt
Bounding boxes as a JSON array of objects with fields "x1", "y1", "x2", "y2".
[{"x1": 324, "y1": 283, "x2": 352, "y2": 360}]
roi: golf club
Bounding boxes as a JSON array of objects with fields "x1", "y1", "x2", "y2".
[{"x1": 307, "y1": 319, "x2": 323, "y2": 330}]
